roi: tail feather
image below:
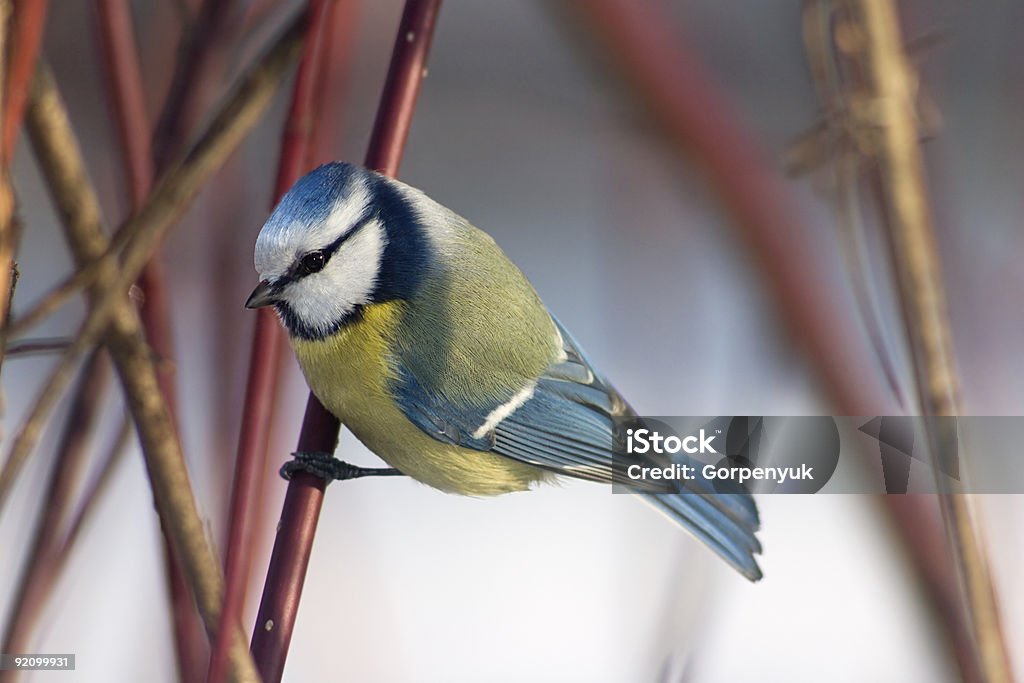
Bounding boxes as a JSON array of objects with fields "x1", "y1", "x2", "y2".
[{"x1": 646, "y1": 491, "x2": 763, "y2": 581}]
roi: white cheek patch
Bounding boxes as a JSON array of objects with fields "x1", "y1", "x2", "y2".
[
  {"x1": 284, "y1": 221, "x2": 387, "y2": 334},
  {"x1": 254, "y1": 179, "x2": 373, "y2": 281}
]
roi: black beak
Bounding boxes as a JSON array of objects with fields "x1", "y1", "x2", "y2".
[{"x1": 245, "y1": 280, "x2": 279, "y2": 309}]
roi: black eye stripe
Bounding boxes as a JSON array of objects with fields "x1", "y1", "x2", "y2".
[{"x1": 287, "y1": 210, "x2": 377, "y2": 282}]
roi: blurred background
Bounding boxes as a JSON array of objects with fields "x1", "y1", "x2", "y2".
[{"x1": 0, "y1": 1, "x2": 1021, "y2": 681}]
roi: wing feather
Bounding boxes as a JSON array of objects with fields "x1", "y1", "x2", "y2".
[{"x1": 391, "y1": 315, "x2": 762, "y2": 579}]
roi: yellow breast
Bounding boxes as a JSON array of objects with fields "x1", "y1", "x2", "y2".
[{"x1": 290, "y1": 302, "x2": 547, "y2": 496}]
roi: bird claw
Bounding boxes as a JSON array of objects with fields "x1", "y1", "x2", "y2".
[{"x1": 280, "y1": 451, "x2": 404, "y2": 483}]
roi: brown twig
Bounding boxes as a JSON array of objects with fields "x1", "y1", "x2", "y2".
[
  {"x1": 207, "y1": 2, "x2": 340, "y2": 682},
  {"x1": 3, "y1": 336, "x2": 71, "y2": 355},
  {"x1": 2, "y1": 260, "x2": 100, "y2": 339},
  {"x1": 854, "y1": 1, "x2": 1013, "y2": 681},
  {"x1": 94, "y1": 0, "x2": 208, "y2": 677},
  {"x1": 23, "y1": 65, "x2": 258, "y2": 683},
  {"x1": 0, "y1": 15, "x2": 305, "y2": 508},
  {"x1": 250, "y1": 2, "x2": 442, "y2": 680},
  {"x1": 0, "y1": 351, "x2": 109, "y2": 681}
]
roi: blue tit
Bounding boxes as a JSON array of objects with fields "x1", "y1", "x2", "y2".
[{"x1": 246, "y1": 162, "x2": 762, "y2": 580}]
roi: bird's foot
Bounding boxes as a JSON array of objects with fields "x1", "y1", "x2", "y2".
[{"x1": 280, "y1": 451, "x2": 404, "y2": 483}]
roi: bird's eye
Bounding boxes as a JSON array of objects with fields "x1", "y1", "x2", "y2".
[{"x1": 299, "y1": 250, "x2": 326, "y2": 275}]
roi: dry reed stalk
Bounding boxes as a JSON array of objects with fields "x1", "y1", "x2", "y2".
[
  {"x1": 796, "y1": 3, "x2": 991, "y2": 680},
  {"x1": 854, "y1": 1, "x2": 1013, "y2": 681}
]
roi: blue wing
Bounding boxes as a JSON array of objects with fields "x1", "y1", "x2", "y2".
[{"x1": 391, "y1": 317, "x2": 762, "y2": 580}]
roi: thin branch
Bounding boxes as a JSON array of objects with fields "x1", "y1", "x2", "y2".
[
  {"x1": 0, "y1": 14, "x2": 305, "y2": 507},
  {"x1": 1, "y1": 0, "x2": 47, "y2": 163},
  {"x1": 61, "y1": 413, "x2": 133, "y2": 553},
  {"x1": 208, "y1": 2, "x2": 340, "y2": 682},
  {"x1": 22, "y1": 66, "x2": 259, "y2": 683},
  {"x1": 250, "y1": 2, "x2": 443, "y2": 680},
  {"x1": 855, "y1": 1, "x2": 1013, "y2": 681},
  {"x1": 796, "y1": 5, "x2": 987, "y2": 679},
  {"x1": 95, "y1": 0, "x2": 153, "y2": 208},
  {"x1": 0, "y1": 351, "x2": 109, "y2": 674},
  {"x1": 94, "y1": 0, "x2": 207, "y2": 677},
  {"x1": 2, "y1": 261, "x2": 98, "y2": 339},
  {"x1": 3, "y1": 336, "x2": 71, "y2": 355}
]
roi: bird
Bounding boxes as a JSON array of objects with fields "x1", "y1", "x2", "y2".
[{"x1": 246, "y1": 162, "x2": 762, "y2": 580}]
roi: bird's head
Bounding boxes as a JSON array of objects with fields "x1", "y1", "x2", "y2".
[{"x1": 246, "y1": 162, "x2": 430, "y2": 340}]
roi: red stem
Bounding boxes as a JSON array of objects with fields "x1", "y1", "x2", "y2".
[
  {"x1": 304, "y1": 0, "x2": 359, "y2": 168},
  {"x1": 2, "y1": 0, "x2": 48, "y2": 163},
  {"x1": 250, "y1": 2, "x2": 442, "y2": 680},
  {"x1": 363, "y1": 1, "x2": 441, "y2": 174},
  {"x1": 94, "y1": 1, "x2": 206, "y2": 678},
  {"x1": 207, "y1": 2, "x2": 338, "y2": 682}
]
